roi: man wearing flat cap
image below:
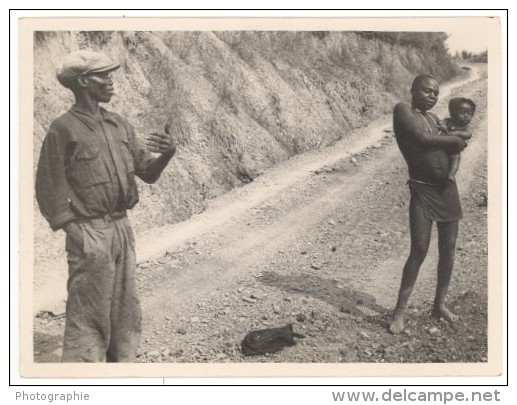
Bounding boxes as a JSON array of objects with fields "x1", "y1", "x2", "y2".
[{"x1": 36, "y1": 50, "x2": 176, "y2": 362}]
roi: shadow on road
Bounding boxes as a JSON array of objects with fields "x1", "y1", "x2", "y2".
[{"x1": 258, "y1": 271, "x2": 389, "y2": 317}]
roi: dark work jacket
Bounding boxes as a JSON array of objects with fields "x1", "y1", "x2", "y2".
[{"x1": 36, "y1": 106, "x2": 154, "y2": 231}]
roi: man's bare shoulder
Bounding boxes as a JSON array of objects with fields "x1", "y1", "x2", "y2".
[
  {"x1": 394, "y1": 102, "x2": 417, "y2": 124},
  {"x1": 394, "y1": 102, "x2": 412, "y2": 116}
]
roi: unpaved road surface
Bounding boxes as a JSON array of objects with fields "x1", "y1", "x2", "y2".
[{"x1": 34, "y1": 66, "x2": 489, "y2": 364}]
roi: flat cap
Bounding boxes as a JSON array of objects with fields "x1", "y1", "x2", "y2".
[{"x1": 56, "y1": 50, "x2": 120, "y2": 88}]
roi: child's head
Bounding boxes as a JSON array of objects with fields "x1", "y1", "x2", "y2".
[{"x1": 448, "y1": 97, "x2": 476, "y2": 127}]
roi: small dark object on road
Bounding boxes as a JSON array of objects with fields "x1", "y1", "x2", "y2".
[{"x1": 241, "y1": 324, "x2": 306, "y2": 356}]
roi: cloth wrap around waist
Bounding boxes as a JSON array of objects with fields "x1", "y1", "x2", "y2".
[{"x1": 408, "y1": 179, "x2": 463, "y2": 222}]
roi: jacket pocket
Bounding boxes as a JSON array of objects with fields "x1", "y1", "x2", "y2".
[{"x1": 69, "y1": 146, "x2": 110, "y2": 189}]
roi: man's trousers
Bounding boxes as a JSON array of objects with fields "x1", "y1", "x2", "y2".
[{"x1": 61, "y1": 215, "x2": 141, "y2": 362}]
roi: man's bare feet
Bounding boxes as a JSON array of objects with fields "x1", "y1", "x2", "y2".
[
  {"x1": 432, "y1": 304, "x2": 458, "y2": 323},
  {"x1": 389, "y1": 313, "x2": 405, "y2": 334}
]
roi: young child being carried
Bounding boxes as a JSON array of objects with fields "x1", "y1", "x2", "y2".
[{"x1": 440, "y1": 97, "x2": 476, "y2": 182}]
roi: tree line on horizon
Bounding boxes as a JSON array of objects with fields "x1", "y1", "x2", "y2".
[{"x1": 454, "y1": 49, "x2": 488, "y2": 62}]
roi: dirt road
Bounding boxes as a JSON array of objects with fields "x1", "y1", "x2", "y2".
[{"x1": 34, "y1": 65, "x2": 489, "y2": 364}]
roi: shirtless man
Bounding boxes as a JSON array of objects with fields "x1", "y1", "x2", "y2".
[{"x1": 389, "y1": 75, "x2": 470, "y2": 334}]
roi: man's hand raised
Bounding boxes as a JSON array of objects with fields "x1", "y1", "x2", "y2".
[{"x1": 146, "y1": 123, "x2": 176, "y2": 156}]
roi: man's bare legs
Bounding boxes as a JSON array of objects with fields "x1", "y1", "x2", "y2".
[
  {"x1": 389, "y1": 197, "x2": 433, "y2": 334},
  {"x1": 432, "y1": 220, "x2": 459, "y2": 323}
]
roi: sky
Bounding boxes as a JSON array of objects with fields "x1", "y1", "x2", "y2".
[{"x1": 446, "y1": 30, "x2": 489, "y2": 54}]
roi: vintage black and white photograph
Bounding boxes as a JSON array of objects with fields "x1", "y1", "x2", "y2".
[{"x1": 19, "y1": 17, "x2": 502, "y2": 377}]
